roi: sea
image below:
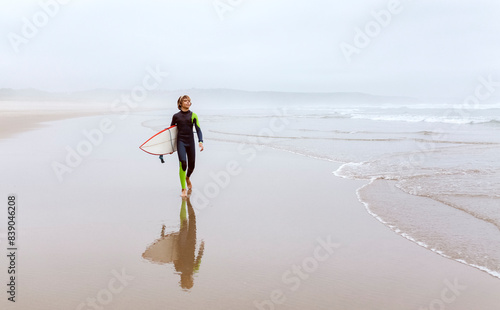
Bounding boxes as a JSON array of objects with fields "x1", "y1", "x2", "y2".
[{"x1": 171, "y1": 99, "x2": 500, "y2": 280}]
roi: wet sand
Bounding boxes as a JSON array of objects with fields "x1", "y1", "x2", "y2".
[
  {"x1": 0, "y1": 112, "x2": 107, "y2": 140},
  {"x1": 1, "y1": 112, "x2": 499, "y2": 309}
]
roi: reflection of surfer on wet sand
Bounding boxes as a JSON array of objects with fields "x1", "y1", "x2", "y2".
[{"x1": 142, "y1": 195, "x2": 205, "y2": 290}]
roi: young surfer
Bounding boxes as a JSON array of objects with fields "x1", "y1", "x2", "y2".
[{"x1": 170, "y1": 95, "x2": 204, "y2": 197}]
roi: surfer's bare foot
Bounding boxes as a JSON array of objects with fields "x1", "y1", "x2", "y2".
[
  {"x1": 181, "y1": 189, "x2": 187, "y2": 197},
  {"x1": 186, "y1": 177, "x2": 192, "y2": 190}
]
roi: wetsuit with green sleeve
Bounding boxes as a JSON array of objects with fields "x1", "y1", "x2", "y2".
[{"x1": 170, "y1": 110, "x2": 203, "y2": 189}]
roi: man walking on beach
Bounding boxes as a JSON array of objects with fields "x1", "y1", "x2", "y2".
[{"x1": 170, "y1": 95, "x2": 204, "y2": 197}]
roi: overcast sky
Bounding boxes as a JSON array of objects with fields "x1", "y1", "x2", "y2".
[{"x1": 1, "y1": 0, "x2": 499, "y2": 98}]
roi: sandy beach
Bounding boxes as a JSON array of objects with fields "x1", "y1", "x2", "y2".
[
  {"x1": 0, "y1": 113, "x2": 104, "y2": 141},
  {"x1": 1, "y1": 109, "x2": 499, "y2": 310}
]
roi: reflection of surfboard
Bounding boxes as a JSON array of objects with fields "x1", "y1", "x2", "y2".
[
  {"x1": 139, "y1": 125, "x2": 177, "y2": 155},
  {"x1": 142, "y1": 232, "x2": 179, "y2": 264}
]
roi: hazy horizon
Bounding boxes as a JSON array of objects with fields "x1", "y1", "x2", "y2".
[{"x1": 1, "y1": 0, "x2": 500, "y2": 99}]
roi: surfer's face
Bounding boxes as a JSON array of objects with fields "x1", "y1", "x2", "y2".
[{"x1": 181, "y1": 98, "x2": 191, "y2": 110}]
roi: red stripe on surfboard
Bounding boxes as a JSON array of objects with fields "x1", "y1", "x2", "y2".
[{"x1": 139, "y1": 125, "x2": 176, "y2": 155}]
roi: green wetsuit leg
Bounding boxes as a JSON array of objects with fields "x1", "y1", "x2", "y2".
[{"x1": 179, "y1": 161, "x2": 187, "y2": 190}]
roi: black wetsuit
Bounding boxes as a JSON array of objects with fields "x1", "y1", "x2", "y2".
[{"x1": 170, "y1": 110, "x2": 203, "y2": 189}]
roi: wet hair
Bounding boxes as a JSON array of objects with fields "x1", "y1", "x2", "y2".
[{"x1": 177, "y1": 95, "x2": 191, "y2": 110}]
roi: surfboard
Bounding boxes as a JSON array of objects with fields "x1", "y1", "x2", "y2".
[{"x1": 139, "y1": 125, "x2": 178, "y2": 155}]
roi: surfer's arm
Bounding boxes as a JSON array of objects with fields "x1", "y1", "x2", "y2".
[
  {"x1": 192, "y1": 113, "x2": 203, "y2": 143},
  {"x1": 170, "y1": 114, "x2": 176, "y2": 127}
]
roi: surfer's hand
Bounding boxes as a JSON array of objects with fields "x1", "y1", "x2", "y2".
[{"x1": 199, "y1": 142, "x2": 204, "y2": 152}]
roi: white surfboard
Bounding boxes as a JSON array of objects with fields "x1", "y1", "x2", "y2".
[{"x1": 139, "y1": 125, "x2": 178, "y2": 155}]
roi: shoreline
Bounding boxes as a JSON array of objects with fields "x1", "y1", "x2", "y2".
[
  {"x1": 0, "y1": 111, "x2": 111, "y2": 140},
  {"x1": 0, "y1": 104, "x2": 164, "y2": 140},
  {"x1": 334, "y1": 166, "x2": 500, "y2": 282},
  {"x1": 356, "y1": 179, "x2": 500, "y2": 281}
]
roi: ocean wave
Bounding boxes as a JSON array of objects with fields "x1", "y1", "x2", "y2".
[
  {"x1": 349, "y1": 113, "x2": 500, "y2": 125},
  {"x1": 486, "y1": 119, "x2": 500, "y2": 126},
  {"x1": 376, "y1": 103, "x2": 500, "y2": 110},
  {"x1": 334, "y1": 144, "x2": 500, "y2": 280},
  {"x1": 286, "y1": 107, "x2": 500, "y2": 125},
  {"x1": 355, "y1": 179, "x2": 500, "y2": 280}
]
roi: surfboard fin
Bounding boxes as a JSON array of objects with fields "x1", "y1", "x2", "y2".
[{"x1": 159, "y1": 155, "x2": 165, "y2": 163}]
